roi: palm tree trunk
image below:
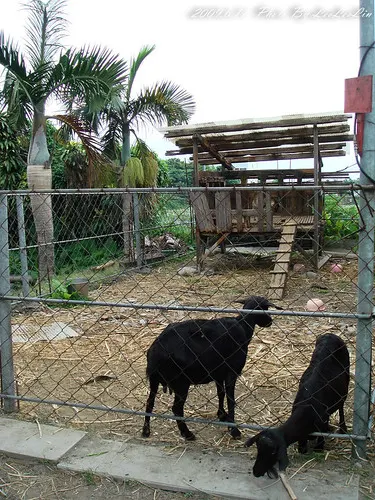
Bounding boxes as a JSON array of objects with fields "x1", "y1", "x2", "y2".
[
  {"x1": 27, "y1": 105, "x2": 55, "y2": 281},
  {"x1": 121, "y1": 124, "x2": 134, "y2": 260}
]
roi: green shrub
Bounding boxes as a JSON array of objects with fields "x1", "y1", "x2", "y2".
[{"x1": 323, "y1": 195, "x2": 359, "y2": 242}]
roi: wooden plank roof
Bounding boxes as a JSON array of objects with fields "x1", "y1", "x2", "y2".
[{"x1": 160, "y1": 111, "x2": 353, "y2": 167}]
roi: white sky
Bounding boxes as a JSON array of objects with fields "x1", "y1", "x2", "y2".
[{"x1": 0, "y1": 0, "x2": 366, "y2": 174}]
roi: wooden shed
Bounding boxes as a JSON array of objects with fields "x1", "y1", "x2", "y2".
[{"x1": 160, "y1": 112, "x2": 354, "y2": 298}]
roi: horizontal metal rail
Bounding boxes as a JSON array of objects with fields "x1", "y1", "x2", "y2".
[
  {"x1": 0, "y1": 393, "x2": 366, "y2": 441},
  {"x1": 3, "y1": 295, "x2": 371, "y2": 319},
  {"x1": 0, "y1": 184, "x2": 372, "y2": 195},
  {"x1": 9, "y1": 220, "x2": 192, "y2": 252}
]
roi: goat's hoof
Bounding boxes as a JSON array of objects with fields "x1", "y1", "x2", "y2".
[
  {"x1": 184, "y1": 432, "x2": 196, "y2": 441},
  {"x1": 298, "y1": 443, "x2": 308, "y2": 454},
  {"x1": 230, "y1": 427, "x2": 242, "y2": 439},
  {"x1": 218, "y1": 411, "x2": 228, "y2": 422},
  {"x1": 141, "y1": 427, "x2": 150, "y2": 438}
]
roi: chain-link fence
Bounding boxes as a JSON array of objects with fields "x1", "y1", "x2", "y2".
[{"x1": 0, "y1": 186, "x2": 373, "y2": 459}]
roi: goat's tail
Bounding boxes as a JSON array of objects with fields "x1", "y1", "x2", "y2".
[{"x1": 146, "y1": 365, "x2": 173, "y2": 395}]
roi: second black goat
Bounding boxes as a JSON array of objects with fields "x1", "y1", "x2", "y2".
[
  {"x1": 245, "y1": 333, "x2": 350, "y2": 478},
  {"x1": 142, "y1": 296, "x2": 279, "y2": 441}
]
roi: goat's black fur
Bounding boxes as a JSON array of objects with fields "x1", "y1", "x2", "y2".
[
  {"x1": 245, "y1": 333, "x2": 350, "y2": 477},
  {"x1": 142, "y1": 296, "x2": 278, "y2": 440}
]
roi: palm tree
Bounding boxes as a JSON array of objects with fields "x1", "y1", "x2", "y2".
[
  {"x1": 100, "y1": 45, "x2": 195, "y2": 256},
  {"x1": 0, "y1": 0, "x2": 127, "y2": 279}
]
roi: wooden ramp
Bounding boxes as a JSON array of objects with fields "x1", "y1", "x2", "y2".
[{"x1": 269, "y1": 219, "x2": 297, "y2": 300}]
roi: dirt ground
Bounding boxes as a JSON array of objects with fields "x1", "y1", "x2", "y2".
[
  {"x1": 0, "y1": 450, "x2": 374, "y2": 500},
  {"x1": 7, "y1": 252, "x2": 374, "y2": 454},
  {"x1": 0, "y1": 454, "x2": 218, "y2": 499}
]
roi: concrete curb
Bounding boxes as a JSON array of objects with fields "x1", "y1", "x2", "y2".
[{"x1": 0, "y1": 417, "x2": 359, "y2": 500}]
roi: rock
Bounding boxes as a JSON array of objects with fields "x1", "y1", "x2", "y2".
[
  {"x1": 306, "y1": 271, "x2": 318, "y2": 279},
  {"x1": 201, "y1": 268, "x2": 215, "y2": 276},
  {"x1": 293, "y1": 263, "x2": 306, "y2": 273},
  {"x1": 178, "y1": 266, "x2": 199, "y2": 277},
  {"x1": 134, "y1": 267, "x2": 152, "y2": 275}
]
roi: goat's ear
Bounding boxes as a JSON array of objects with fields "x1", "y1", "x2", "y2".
[
  {"x1": 277, "y1": 437, "x2": 289, "y2": 472},
  {"x1": 244, "y1": 433, "x2": 259, "y2": 447},
  {"x1": 254, "y1": 313, "x2": 273, "y2": 328}
]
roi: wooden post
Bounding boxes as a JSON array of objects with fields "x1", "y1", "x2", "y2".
[
  {"x1": 236, "y1": 190, "x2": 243, "y2": 232},
  {"x1": 257, "y1": 190, "x2": 264, "y2": 232},
  {"x1": 193, "y1": 135, "x2": 199, "y2": 187},
  {"x1": 313, "y1": 125, "x2": 320, "y2": 269},
  {"x1": 265, "y1": 191, "x2": 273, "y2": 231},
  {"x1": 193, "y1": 136, "x2": 203, "y2": 270}
]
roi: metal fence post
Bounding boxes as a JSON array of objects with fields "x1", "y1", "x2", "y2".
[
  {"x1": 16, "y1": 195, "x2": 30, "y2": 297},
  {"x1": 352, "y1": 0, "x2": 375, "y2": 460},
  {"x1": 0, "y1": 194, "x2": 17, "y2": 413},
  {"x1": 133, "y1": 192, "x2": 142, "y2": 268}
]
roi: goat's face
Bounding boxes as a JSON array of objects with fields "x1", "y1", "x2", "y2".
[
  {"x1": 238, "y1": 296, "x2": 282, "y2": 328},
  {"x1": 245, "y1": 429, "x2": 289, "y2": 478}
]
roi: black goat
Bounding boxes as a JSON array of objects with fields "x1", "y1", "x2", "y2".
[
  {"x1": 142, "y1": 296, "x2": 279, "y2": 441},
  {"x1": 245, "y1": 333, "x2": 350, "y2": 478}
]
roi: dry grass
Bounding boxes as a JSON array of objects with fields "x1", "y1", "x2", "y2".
[
  {"x1": 0, "y1": 454, "x2": 215, "y2": 499},
  {"x1": 7, "y1": 255, "x2": 374, "y2": 458}
]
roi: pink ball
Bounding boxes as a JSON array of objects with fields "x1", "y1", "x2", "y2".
[
  {"x1": 306, "y1": 298, "x2": 326, "y2": 312},
  {"x1": 330, "y1": 263, "x2": 343, "y2": 273}
]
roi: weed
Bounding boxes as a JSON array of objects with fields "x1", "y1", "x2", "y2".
[{"x1": 82, "y1": 470, "x2": 96, "y2": 485}]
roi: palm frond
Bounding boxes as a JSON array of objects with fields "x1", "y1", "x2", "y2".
[
  {"x1": 0, "y1": 31, "x2": 48, "y2": 126},
  {"x1": 101, "y1": 112, "x2": 123, "y2": 160},
  {"x1": 75, "y1": 84, "x2": 124, "y2": 134},
  {"x1": 0, "y1": 32, "x2": 28, "y2": 83},
  {"x1": 48, "y1": 46, "x2": 127, "y2": 112},
  {"x1": 129, "y1": 80, "x2": 195, "y2": 128},
  {"x1": 51, "y1": 113, "x2": 104, "y2": 167},
  {"x1": 131, "y1": 135, "x2": 156, "y2": 161},
  {"x1": 126, "y1": 45, "x2": 155, "y2": 101},
  {"x1": 23, "y1": 0, "x2": 68, "y2": 69}
]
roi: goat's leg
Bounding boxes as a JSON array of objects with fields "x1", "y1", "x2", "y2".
[
  {"x1": 298, "y1": 439, "x2": 308, "y2": 454},
  {"x1": 314, "y1": 420, "x2": 329, "y2": 451},
  {"x1": 338, "y1": 404, "x2": 347, "y2": 434},
  {"x1": 142, "y1": 376, "x2": 159, "y2": 438},
  {"x1": 172, "y1": 387, "x2": 195, "y2": 441},
  {"x1": 216, "y1": 382, "x2": 228, "y2": 421},
  {"x1": 225, "y1": 376, "x2": 241, "y2": 439}
]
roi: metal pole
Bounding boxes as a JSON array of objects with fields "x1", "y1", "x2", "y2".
[
  {"x1": 16, "y1": 195, "x2": 30, "y2": 297},
  {"x1": 313, "y1": 125, "x2": 320, "y2": 269},
  {"x1": 352, "y1": 0, "x2": 375, "y2": 460},
  {"x1": 133, "y1": 192, "x2": 142, "y2": 268},
  {"x1": 0, "y1": 194, "x2": 17, "y2": 412},
  {"x1": 193, "y1": 136, "x2": 203, "y2": 271}
]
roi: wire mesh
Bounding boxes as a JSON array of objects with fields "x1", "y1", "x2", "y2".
[{"x1": 0, "y1": 186, "x2": 373, "y2": 456}]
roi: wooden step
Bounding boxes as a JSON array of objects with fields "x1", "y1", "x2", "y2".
[{"x1": 268, "y1": 222, "x2": 297, "y2": 300}]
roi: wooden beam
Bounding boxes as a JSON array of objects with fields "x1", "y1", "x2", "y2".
[
  {"x1": 197, "y1": 150, "x2": 346, "y2": 165},
  {"x1": 196, "y1": 142, "x2": 346, "y2": 160},
  {"x1": 200, "y1": 233, "x2": 229, "y2": 263},
  {"x1": 162, "y1": 113, "x2": 351, "y2": 138},
  {"x1": 174, "y1": 123, "x2": 350, "y2": 148},
  {"x1": 217, "y1": 170, "x2": 350, "y2": 180},
  {"x1": 167, "y1": 133, "x2": 353, "y2": 156},
  {"x1": 196, "y1": 134, "x2": 234, "y2": 170},
  {"x1": 166, "y1": 133, "x2": 354, "y2": 156}
]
